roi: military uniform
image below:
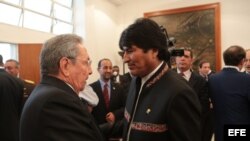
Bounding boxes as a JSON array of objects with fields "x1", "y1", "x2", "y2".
[{"x1": 21, "y1": 79, "x2": 35, "y2": 105}]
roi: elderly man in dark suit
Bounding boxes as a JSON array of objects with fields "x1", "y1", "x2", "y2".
[
  {"x1": 174, "y1": 47, "x2": 211, "y2": 141},
  {"x1": 208, "y1": 45, "x2": 250, "y2": 141},
  {"x1": 90, "y1": 58, "x2": 126, "y2": 140},
  {"x1": 0, "y1": 54, "x2": 23, "y2": 141},
  {"x1": 20, "y1": 34, "x2": 104, "y2": 141}
]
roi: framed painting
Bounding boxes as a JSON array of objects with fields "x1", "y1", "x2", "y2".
[{"x1": 144, "y1": 3, "x2": 221, "y2": 71}]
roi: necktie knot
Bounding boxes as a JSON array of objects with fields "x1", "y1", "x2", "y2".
[
  {"x1": 179, "y1": 72, "x2": 185, "y2": 77},
  {"x1": 104, "y1": 83, "x2": 108, "y2": 88}
]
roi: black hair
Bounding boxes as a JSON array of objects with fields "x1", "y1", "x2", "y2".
[
  {"x1": 199, "y1": 60, "x2": 210, "y2": 68},
  {"x1": 97, "y1": 58, "x2": 111, "y2": 69},
  {"x1": 223, "y1": 45, "x2": 245, "y2": 66},
  {"x1": 119, "y1": 18, "x2": 170, "y2": 62}
]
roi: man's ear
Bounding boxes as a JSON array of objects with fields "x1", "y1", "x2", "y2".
[
  {"x1": 59, "y1": 57, "x2": 71, "y2": 77},
  {"x1": 152, "y1": 48, "x2": 159, "y2": 58},
  {"x1": 97, "y1": 67, "x2": 100, "y2": 73}
]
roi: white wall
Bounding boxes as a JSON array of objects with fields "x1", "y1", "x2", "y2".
[
  {"x1": 0, "y1": 23, "x2": 54, "y2": 43},
  {"x1": 87, "y1": 0, "x2": 250, "y2": 83},
  {"x1": 1, "y1": 0, "x2": 250, "y2": 83},
  {"x1": 84, "y1": 0, "x2": 123, "y2": 83},
  {"x1": 116, "y1": 0, "x2": 250, "y2": 70}
]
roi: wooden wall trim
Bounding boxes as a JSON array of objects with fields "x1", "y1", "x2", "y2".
[{"x1": 18, "y1": 44, "x2": 42, "y2": 84}]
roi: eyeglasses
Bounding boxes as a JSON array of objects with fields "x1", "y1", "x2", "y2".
[
  {"x1": 67, "y1": 57, "x2": 92, "y2": 66},
  {"x1": 86, "y1": 59, "x2": 92, "y2": 66}
]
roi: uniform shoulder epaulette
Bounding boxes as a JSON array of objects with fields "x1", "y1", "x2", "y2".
[{"x1": 24, "y1": 79, "x2": 35, "y2": 84}]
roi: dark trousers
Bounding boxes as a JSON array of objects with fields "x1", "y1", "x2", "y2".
[{"x1": 202, "y1": 110, "x2": 214, "y2": 141}]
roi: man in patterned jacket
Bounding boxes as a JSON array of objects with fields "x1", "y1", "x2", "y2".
[{"x1": 118, "y1": 18, "x2": 201, "y2": 141}]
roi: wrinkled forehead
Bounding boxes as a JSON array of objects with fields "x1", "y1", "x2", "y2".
[{"x1": 5, "y1": 61, "x2": 17, "y2": 67}]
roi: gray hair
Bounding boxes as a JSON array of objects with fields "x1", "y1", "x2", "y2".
[
  {"x1": 40, "y1": 34, "x2": 83, "y2": 75},
  {"x1": 6, "y1": 59, "x2": 20, "y2": 68}
]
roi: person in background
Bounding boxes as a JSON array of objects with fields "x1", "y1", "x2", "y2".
[
  {"x1": 120, "y1": 71, "x2": 133, "y2": 95},
  {"x1": 198, "y1": 60, "x2": 215, "y2": 141},
  {"x1": 20, "y1": 34, "x2": 104, "y2": 141},
  {"x1": 198, "y1": 60, "x2": 215, "y2": 81},
  {"x1": 208, "y1": 45, "x2": 250, "y2": 141},
  {"x1": 174, "y1": 48, "x2": 211, "y2": 141},
  {"x1": 119, "y1": 18, "x2": 201, "y2": 141},
  {"x1": 0, "y1": 55, "x2": 3, "y2": 66},
  {"x1": 243, "y1": 49, "x2": 250, "y2": 74},
  {"x1": 0, "y1": 54, "x2": 23, "y2": 141},
  {"x1": 4, "y1": 59, "x2": 36, "y2": 105},
  {"x1": 90, "y1": 58, "x2": 126, "y2": 140},
  {"x1": 111, "y1": 65, "x2": 122, "y2": 84}
]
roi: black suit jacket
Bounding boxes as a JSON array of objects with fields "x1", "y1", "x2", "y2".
[
  {"x1": 111, "y1": 74, "x2": 123, "y2": 84},
  {"x1": 209, "y1": 68, "x2": 250, "y2": 141},
  {"x1": 172, "y1": 68, "x2": 209, "y2": 114},
  {"x1": 90, "y1": 80, "x2": 126, "y2": 125},
  {"x1": 20, "y1": 75, "x2": 104, "y2": 141},
  {"x1": 189, "y1": 71, "x2": 210, "y2": 114},
  {"x1": 0, "y1": 69, "x2": 23, "y2": 141}
]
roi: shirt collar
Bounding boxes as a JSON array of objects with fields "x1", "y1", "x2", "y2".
[
  {"x1": 177, "y1": 68, "x2": 192, "y2": 81},
  {"x1": 177, "y1": 68, "x2": 191, "y2": 75},
  {"x1": 223, "y1": 65, "x2": 240, "y2": 71},
  {"x1": 65, "y1": 82, "x2": 78, "y2": 94},
  {"x1": 141, "y1": 61, "x2": 164, "y2": 86},
  {"x1": 99, "y1": 79, "x2": 110, "y2": 88}
]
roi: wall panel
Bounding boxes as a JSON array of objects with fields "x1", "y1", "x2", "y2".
[{"x1": 18, "y1": 44, "x2": 42, "y2": 84}]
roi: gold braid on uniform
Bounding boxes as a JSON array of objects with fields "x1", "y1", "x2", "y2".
[{"x1": 146, "y1": 65, "x2": 168, "y2": 88}]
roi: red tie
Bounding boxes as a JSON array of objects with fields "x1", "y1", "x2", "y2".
[{"x1": 103, "y1": 83, "x2": 109, "y2": 109}]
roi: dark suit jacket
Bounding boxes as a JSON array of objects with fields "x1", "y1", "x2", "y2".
[
  {"x1": 120, "y1": 72, "x2": 132, "y2": 92},
  {"x1": 208, "y1": 68, "x2": 250, "y2": 141},
  {"x1": 173, "y1": 69, "x2": 210, "y2": 114},
  {"x1": 120, "y1": 72, "x2": 132, "y2": 85},
  {"x1": 111, "y1": 74, "x2": 123, "y2": 84},
  {"x1": 0, "y1": 69, "x2": 23, "y2": 141},
  {"x1": 90, "y1": 80, "x2": 126, "y2": 125},
  {"x1": 189, "y1": 71, "x2": 210, "y2": 114},
  {"x1": 20, "y1": 75, "x2": 104, "y2": 141},
  {"x1": 208, "y1": 70, "x2": 215, "y2": 77}
]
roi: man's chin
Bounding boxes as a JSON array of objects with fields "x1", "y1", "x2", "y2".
[{"x1": 129, "y1": 70, "x2": 138, "y2": 77}]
